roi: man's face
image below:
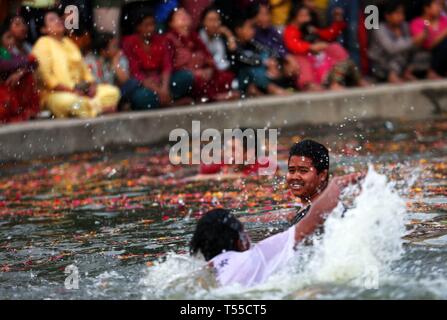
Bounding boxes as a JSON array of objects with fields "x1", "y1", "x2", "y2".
[{"x1": 287, "y1": 155, "x2": 327, "y2": 200}]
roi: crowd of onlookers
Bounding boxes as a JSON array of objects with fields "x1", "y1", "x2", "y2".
[{"x1": 1, "y1": 0, "x2": 447, "y2": 122}]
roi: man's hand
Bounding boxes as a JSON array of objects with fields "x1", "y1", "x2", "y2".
[{"x1": 332, "y1": 172, "x2": 365, "y2": 190}]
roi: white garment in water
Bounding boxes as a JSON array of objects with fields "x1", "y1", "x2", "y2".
[{"x1": 210, "y1": 227, "x2": 296, "y2": 287}]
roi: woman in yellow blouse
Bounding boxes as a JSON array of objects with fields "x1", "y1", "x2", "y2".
[{"x1": 32, "y1": 11, "x2": 120, "y2": 118}]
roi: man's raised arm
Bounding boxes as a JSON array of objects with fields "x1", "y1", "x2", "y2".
[{"x1": 294, "y1": 173, "x2": 364, "y2": 244}]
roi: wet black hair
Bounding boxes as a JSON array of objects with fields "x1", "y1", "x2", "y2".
[
  {"x1": 91, "y1": 32, "x2": 115, "y2": 54},
  {"x1": 288, "y1": 139, "x2": 329, "y2": 174},
  {"x1": 384, "y1": 0, "x2": 405, "y2": 16},
  {"x1": 190, "y1": 208, "x2": 243, "y2": 261}
]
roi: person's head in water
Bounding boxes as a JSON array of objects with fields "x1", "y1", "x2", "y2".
[
  {"x1": 190, "y1": 208, "x2": 251, "y2": 261},
  {"x1": 287, "y1": 139, "x2": 329, "y2": 202}
]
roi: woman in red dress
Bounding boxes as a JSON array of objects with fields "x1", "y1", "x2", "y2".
[{"x1": 164, "y1": 8, "x2": 237, "y2": 103}]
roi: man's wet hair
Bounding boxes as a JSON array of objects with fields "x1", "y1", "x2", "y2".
[
  {"x1": 190, "y1": 208, "x2": 243, "y2": 261},
  {"x1": 288, "y1": 139, "x2": 329, "y2": 174}
]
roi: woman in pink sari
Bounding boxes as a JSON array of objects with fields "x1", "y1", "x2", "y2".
[
  {"x1": 410, "y1": 0, "x2": 447, "y2": 77},
  {"x1": 284, "y1": 5, "x2": 363, "y2": 90}
]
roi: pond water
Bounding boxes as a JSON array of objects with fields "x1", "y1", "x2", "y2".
[{"x1": 0, "y1": 116, "x2": 446, "y2": 299}]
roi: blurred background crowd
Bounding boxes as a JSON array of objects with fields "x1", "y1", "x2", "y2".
[{"x1": 1, "y1": 0, "x2": 447, "y2": 122}]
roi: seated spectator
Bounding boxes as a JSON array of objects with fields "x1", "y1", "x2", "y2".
[
  {"x1": 410, "y1": 0, "x2": 447, "y2": 77},
  {"x1": 0, "y1": 15, "x2": 40, "y2": 123},
  {"x1": 122, "y1": 8, "x2": 194, "y2": 108},
  {"x1": 5, "y1": 14, "x2": 33, "y2": 56},
  {"x1": 369, "y1": 1, "x2": 427, "y2": 83},
  {"x1": 86, "y1": 33, "x2": 159, "y2": 111},
  {"x1": 230, "y1": 15, "x2": 291, "y2": 97},
  {"x1": 253, "y1": 3, "x2": 300, "y2": 88},
  {"x1": 32, "y1": 11, "x2": 120, "y2": 118},
  {"x1": 199, "y1": 6, "x2": 237, "y2": 73},
  {"x1": 284, "y1": 4, "x2": 364, "y2": 90},
  {"x1": 165, "y1": 7, "x2": 236, "y2": 102}
]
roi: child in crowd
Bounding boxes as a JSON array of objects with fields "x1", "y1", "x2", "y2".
[
  {"x1": 369, "y1": 1, "x2": 427, "y2": 83},
  {"x1": 230, "y1": 15, "x2": 291, "y2": 97},
  {"x1": 86, "y1": 33, "x2": 164, "y2": 111},
  {"x1": 410, "y1": 0, "x2": 447, "y2": 77},
  {"x1": 253, "y1": 3, "x2": 300, "y2": 89}
]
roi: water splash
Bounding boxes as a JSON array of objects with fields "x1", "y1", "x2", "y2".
[{"x1": 303, "y1": 166, "x2": 406, "y2": 285}]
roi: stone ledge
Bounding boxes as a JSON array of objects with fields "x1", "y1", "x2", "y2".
[{"x1": 1, "y1": 80, "x2": 446, "y2": 162}]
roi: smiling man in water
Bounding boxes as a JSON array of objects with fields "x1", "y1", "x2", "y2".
[{"x1": 286, "y1": 140, "x2": 330, "y2": 225}]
